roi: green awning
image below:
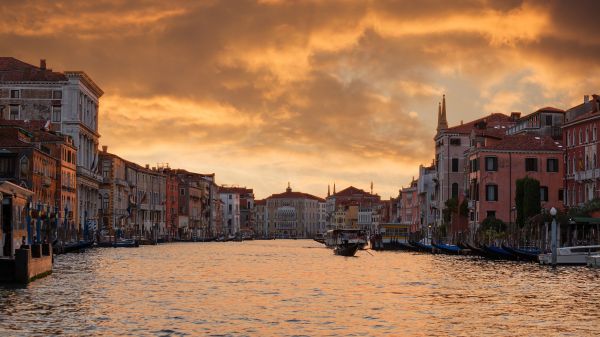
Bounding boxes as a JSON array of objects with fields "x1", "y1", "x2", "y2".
[{"x1": 571, "y1": 217, "x2": 600, "y2": 225}]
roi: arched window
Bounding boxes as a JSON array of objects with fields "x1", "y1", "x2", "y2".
[
  {"x1": 586, "y1": 128, "x2": 590, "y2": 143},
  {"x1": 451, "y1": 183, "x2": 459, "y2": 199},
  {"x1": 567, "y1": 131, "x2": 571, "y2": 146},
  {"x1": 594, "y1": 126, "x2": 597, "y2": 141}
]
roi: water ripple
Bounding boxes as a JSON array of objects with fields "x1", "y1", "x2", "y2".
[{"x1": 1, "y1": 241, "x2": 599, "y2": 336}]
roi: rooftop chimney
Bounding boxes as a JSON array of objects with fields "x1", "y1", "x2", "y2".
[
  {"x1": 102, "y1": 145, "x2": 107, "y2": 152},
  {"x1": 145, "y1": 164, "x2": 150, "y2": 169},
  {"x1": 510, "y1": 112, "x2": 521, "y2": 120},
  {"x1": 584, "y1": 95, "x2": 590, "y2": 104},
  {"x1": 40, "y1": 59, "x2": 46, "y2": 70}
]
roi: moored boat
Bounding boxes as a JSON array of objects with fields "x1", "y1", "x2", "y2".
[
  {"x1": 432, "y1": 242, "x2": 461, "y2": 255},
  {"x1": 333, "y1": 242, "x2": 360, "y2": 257},
  {"x1": 481, "y1": 245, "x2": 517, "y2": 260},
  {"x1": 501, "y1": 245, "x2": 540, "y2": 262},
  {"x1": 324, "y1": 229, "x2": 367, "y2": 249},
  {"x1": 539, "y1": 245, "x2": 600, "y2": 265}
]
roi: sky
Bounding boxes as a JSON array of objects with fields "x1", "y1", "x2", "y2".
[{"x1": 1, "y1": 0, "x2": 600, "y2": 199}]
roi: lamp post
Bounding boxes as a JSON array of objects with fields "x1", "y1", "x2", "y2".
[{"x1": 550, "y1": 207, "x2": 558, "y2": 268}]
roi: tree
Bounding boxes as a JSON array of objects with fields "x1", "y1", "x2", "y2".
[{"x1": 515, "y1": 177, "x2": 541, "y2": 228}]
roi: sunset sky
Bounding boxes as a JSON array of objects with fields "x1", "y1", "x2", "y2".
[{"x1": 1, "y1": 0, "x2": 599, "y2": 199}]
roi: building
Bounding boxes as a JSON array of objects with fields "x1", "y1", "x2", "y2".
[
  {"x1": 326, "y1": 185, "x2": 381, "y2": 230},
  {"x1": 467, "y1": 133, "x2": 564, "y2": 232},
  {"x1": 563, "y1": 94, "x2": 600, "y2": 206},
  {"x1": 254, "y1": 199, "x2": 268, "y2": 237},
  {"x1": 0, "y1": 181, "x2": 33, "y2": 257},
  {"x1": 219, "y1": 186, "x2": 241, "y2": 236},
  {"x1": 433, "y1": 95, "x2": 517, "y2": 234},
  {"x1": 417, "y1": 163, "x2": 436, "y2": 238},
  {"x1": 0, "y1": 57, "x2": 103, "y2": 237},
  {"x1": 399, "y1": 179, "x2": 420, "y2": 233},
  {"x1": 0, "y1": 127, "x2": 60, "y2": 244},
  {"x1": 506, "y1": 107, "x2": 565, "y2": 138},
  {"x1": 98, "y1": 147, "x2": 166, "y2": 241},
  {"x1": 265, "y1": 184, "x2": 324, "y2": 238}
]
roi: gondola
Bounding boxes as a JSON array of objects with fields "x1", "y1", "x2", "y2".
[
  {"x1": 464, "y1": 242, "x2": 488, "y2": 258},
  {"x1": 501, "y1": 245, "x2": 541, "y2": 262},
  {"x1": 333, "y1": 242, "x2": 360, "y2": 257},
  {"x1": 432, "y1": 242, "x2": 461, "y2": 255},
  {"x1": 57, "y1": 240, "x2": 94, "y2": 254},
  {"x1": 481, "y1": 244, "x2": 517, "y2": 260},
  {"x1": 410, "y1": 241, "x2": 433, "y2": 253}
]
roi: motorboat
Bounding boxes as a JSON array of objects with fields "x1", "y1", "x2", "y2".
[{"x1": 539, "y1": 245, "x2": 600, "y2": 265}]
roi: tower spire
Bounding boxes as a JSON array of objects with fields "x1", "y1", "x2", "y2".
[
  {"x1": 333, "y1": 182, "x2": 336, "y2": 194},
  {"x1": 440, "y1": 94, "x2": 448, "y2": 130},
  {"x1": 327, "y1": 184, "x2": 331, "y2": 197}
]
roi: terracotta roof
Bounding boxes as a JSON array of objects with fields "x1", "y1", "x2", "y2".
[
  {"x1": 219, "y1": 186, "x2": 253, "y2": 194},
  {"x1": 0, "y1": 128, "x2": 32, "y2": 147},
  {"x1": 535, "y1": 106, "x2": 565, "y2": 113},
  {"x1": 332, "y1": 186, "x2": 377, "y2": 198},
  {"x1": 480, "y1": 133, "x2": 563, "y2": 152},
  {"x1": 267, "y1": 190, "x2": 325, "y2": 202},
  {"x1": 254, "y1": 199, "x2": 266, "y2": 206},
  {"x1": 442, "y1": 113, "x2": 515, "y2": 135},
  {"x1": 0, "y1": 57, "x2": 67, "y2": 82}
]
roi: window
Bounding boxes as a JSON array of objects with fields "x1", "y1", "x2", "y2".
[
  {"x1": 567, "y1": 131, "x2": 570, "y2": 147},
  {"x1": 485, "y1": 184, "x2": 498, "y2": 201},
  {"x1": 579, "y1": 130, "x2": 583, "y2": 144},
  {"x1": 546, "y1": 158, "x2": 559, "y2": 172},
  {"x1": 10, "y1": 89, "x2": 19, "y2": 98},
  {"x1": 180, "y1": 188, "x2": 185, "y2": 196},
  {"x1": 102, "y1": 196, "x2": 109, "y2": 210},
  {"x1": 452, "y1": 183, "x2": 459, "y2": 199},
  {"x1": 586, "y1": 128, "x2": 590, "y2": 143},
  {"x1": 525, "y1": 158, "x2": 538, "y2": 172},
  {"x1": 470, "y1": 158, "x2": 479, "y2": 172},
  {"x1": 452, "y1": 158, "x2": 459, "y2": 172},
  {"x1": 485, "y1": 156, "x2": 498, "y2": 171},
  {"x1": 52, "y1": 105, "x2": 61, "y2": 122},
  {"x1": 540, "y1": 186, "x2": 548, "y2": 202},
  {"x1": 229, "y1": 194, "x2": 232, "y2": 200},
  {"x1": 228, "y1": 204, "x2": 232, "y2": 214},
  {"x1": 9, "y1": 105, "x2": 19, "y2": 120},
  {"x1": 52, "y1": 90, "x2": 62, "y2": 99},
  {"x1": 486, "y1": 211, "x2": 496, "y2": 219},
  {"x1": 450, "y1": 138, "x2": 461, "y2": 146},
  {"x1": 558, "y1": 189, "x2": 564, "y2": 201},
  {"x1": 545, "y1": 115, "x2": 552, "y2": 126},
  {"x1": 594, "y1": 127, "x2": 597, "y2": 141}
]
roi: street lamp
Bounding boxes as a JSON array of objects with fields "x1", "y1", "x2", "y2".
[{"x1": 550, "y1": 207, "x2": 557, "y2": 268}]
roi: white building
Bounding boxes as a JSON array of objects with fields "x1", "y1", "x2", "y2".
[
  {"x1": 265, "y1": 184, "x2": 324, "y2": 238},
  {"x1": 219, "y1": 187, "x2": 241, "y2": 236},
  {"x1": 0, "y1": 57, "x2": 103, "y2": 238}
]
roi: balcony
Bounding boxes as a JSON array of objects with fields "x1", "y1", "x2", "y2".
[
  {"x1": 574, "y1": 169, "x2": 597, "y2": 182},
  {"x1": 77, "y1": 166, "x2": 102, "y2": 182},
  {"x1": 42, "y1": 176, "x2": 52, "y2": 187}
]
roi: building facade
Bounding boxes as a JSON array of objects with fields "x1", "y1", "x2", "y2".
[
  {"x1": 265, "y1": 184, "x2": 324, "y2": 238},
  {"x1": 0, "y1": 57, "x2": 103, "y2": 238}
]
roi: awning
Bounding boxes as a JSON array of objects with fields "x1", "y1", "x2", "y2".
[{"x1": 571, "y1": 217, "x2": 600, "y2": 225}]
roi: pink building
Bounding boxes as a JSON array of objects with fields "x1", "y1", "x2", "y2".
[
  {"x1": 399, "y1": 179, "x2": 420, "y2": 233},
  {"x1": 563, "y1": 95, "x2": 600, "y2": 207},
  {"x1": 467, "y1": 133, "x2": 564, "y2": 229}
]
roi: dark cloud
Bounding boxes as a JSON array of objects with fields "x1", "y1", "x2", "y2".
[{"x1": 1, "y1": 0, "x2": 600, "y2": 197}]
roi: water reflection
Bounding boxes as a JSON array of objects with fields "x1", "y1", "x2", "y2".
[{"x1": 1, "y1": 241, "x2": 599, "y2": 336}]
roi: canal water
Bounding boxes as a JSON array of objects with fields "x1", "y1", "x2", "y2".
[{"x1": 1, "y1": 240, "x2": 599, "y2": 336}]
